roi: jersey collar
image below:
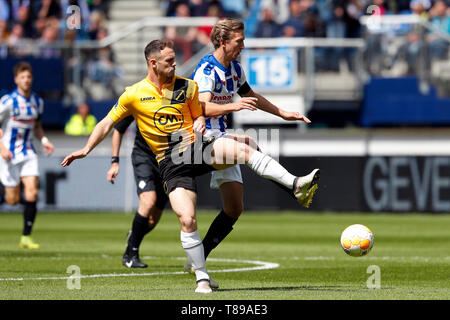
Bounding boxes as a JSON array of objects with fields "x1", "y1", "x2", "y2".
[
  {"x1": 145, "y1": 76, "x2": 176, "y2": 93},
  {"x1": 210, "y1": 54, "x2": 231, "y2": 73},
  {"x1": 13, "y1": 89, "x2": 32, "y2": 101}
]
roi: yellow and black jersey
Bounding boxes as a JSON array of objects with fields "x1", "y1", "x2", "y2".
[{"x1": 108, "y1": 76, "x2": 203, "y2": 162}]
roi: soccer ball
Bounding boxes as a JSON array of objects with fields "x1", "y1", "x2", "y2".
[{"x1": 340, "y1": 224, "x2": 374, "y2": 257}]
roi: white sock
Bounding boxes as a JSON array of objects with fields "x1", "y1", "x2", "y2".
[
  {"x1": 247, "y1": 150, "x2": 296, "y2": 189},
  {"x1": 180, "y1": 230, "x2": 209, "y2": 282}
]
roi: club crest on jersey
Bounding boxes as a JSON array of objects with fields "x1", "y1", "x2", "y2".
[
  {"x1": 153, "y1": 106, "x2": 184, "y2": 134},
  {"x1": 199, "y1": 76, "x2": 209, "y2": 87},
  {"x1": 172, "y1": 90, "x2": 186, "y2": 103}
]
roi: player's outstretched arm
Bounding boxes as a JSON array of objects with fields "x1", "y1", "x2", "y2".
[
  {"x1": 106, "y1": 129, "x2": 123, "y2": 183},
  {"x1": 241, "y1": 89, "x2": 311, "y2": 124},
  {"x1": 61, "y1": 116, "x2": 115, "y2": 167},
  {"x1": 200, "y1": 92, "x2": 258, "y2": 118}
]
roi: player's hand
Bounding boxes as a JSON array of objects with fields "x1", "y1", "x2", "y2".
[
  {"x1": 61, "y1": 149, "x2": 88, "y2": 167},
  {"x1": 107, "y1": 163, "x2": 119, "y2": 184},
  {"x1": 193, "y1": 117, "x2": 206, "y2": 135},
  {"x1": 0, "y1": 148, "x2": 13, "y2": 162},
  {"x1": 280, "y1": 111, "x2": 311, "y2": 123},
  {"x1": 43, "y1": 141, "x2": 54, "y2": 155},
  {"x1": 233, "y1": 97, "x2": 258, "y2": 112},
  {"x1": 0, "y1": 128, "x2": 3, "y2": 138}
]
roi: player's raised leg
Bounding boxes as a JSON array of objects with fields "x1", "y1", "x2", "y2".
[
  {"x1": 210, "y1": 136, "x2": 320, "y2": 208},
  {"x1": 169, "y1": 187, "x2": 212, "y2": 293}
]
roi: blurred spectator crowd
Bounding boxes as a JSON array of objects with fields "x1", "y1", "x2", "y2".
[
  {"x1": 0, "y1": 1, "x2": 122, "y2": 101},
  {"x1": 0, "y1": 0, "x2": 449, "y2": 98},
  {"x1": 0, "y1": 0, "x2": 111, "y2": 58},
  {"x1": 162, "y1": 0, "x2": 450, "y2": 73}
]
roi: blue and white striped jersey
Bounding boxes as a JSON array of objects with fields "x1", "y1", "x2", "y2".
[
  {"x1": 0, "y1": 90, "x2": 43, "y2": 164},
  {"x1": 192, "y1": 54, "x2": 247, "y2": 137}
]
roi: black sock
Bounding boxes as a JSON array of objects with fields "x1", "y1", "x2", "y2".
[
  {"x1": 202, "y1": 209, "x2": 238, "y2": 259},
  {"x1": 22, "y1": 201, "x2": 37, "y2": 236},
  {"x1": 127, "y1": 212, "x2": 154, "y2": 256}
]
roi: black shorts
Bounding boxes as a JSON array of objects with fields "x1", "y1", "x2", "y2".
[
  {"x1": 131, "y1": 148, "x2": 169, "y2": 210},
  {"x1": 159, "y1": 138, "x2": 216, "y2": 195}
]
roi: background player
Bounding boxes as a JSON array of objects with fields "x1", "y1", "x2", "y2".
[
  {"x1": 106, "y1": 116, "x2": 169, "y2": 268},
  {"x1": 0, "y1": 61, "x2": 54, "y2": 249},
  {"x1": 186, "y1": 18, "x2": 313, "y2": 271}
]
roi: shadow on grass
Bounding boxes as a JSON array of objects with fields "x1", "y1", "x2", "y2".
[{"x1": 215, "y1": 285, "x2": 394, "y2": 292}]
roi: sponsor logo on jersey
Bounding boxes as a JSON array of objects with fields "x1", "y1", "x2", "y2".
[
  {"x1": 211, "y1": 94, "x2": 233, "y2": 102},
  {"x1": 153, "y1": 106, "x2": 184, "y2": 134}
]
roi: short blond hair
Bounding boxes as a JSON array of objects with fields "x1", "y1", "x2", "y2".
[{"x1": 210, "y1": 18, "x2": 244, "y2": 49}]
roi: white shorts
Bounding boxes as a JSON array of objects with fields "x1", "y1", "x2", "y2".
[
  {"x1": 210, "y1": 165, "x2": 243, "y2": 190},
  {"x1": 0, "y1": 157, "x2": 39, "y2": 187}
]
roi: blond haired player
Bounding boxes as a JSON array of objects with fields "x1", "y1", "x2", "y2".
[{"x1": 186, "y1": 18, "x2": 314, "y2": 273}]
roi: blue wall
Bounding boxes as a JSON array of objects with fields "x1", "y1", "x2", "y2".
[
  {"x1": 362, "y1": 77, "x2": 450, "y2": 126},
  {"x1": 0, "y1": 58, "x2": 64, "y2": 92}
]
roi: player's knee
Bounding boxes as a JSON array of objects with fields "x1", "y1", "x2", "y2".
[
  {"x1": 148, "y1": 209, "x2": 162, "y2": 227},
  {"x1": 138, "y1": 192, "x2": 157, "y2": 216},
  {"x1": 245, "y1": 136, "x2": 258, "y2": 150},
  {"x1": 138, "y1": 203, "x2": 155, "y2": 217},
  {"x1": 232, "y1": 140, "x2": 250, "y2": 162},
  {"x1": 179, "y1": 215, "x2": 197, "y2": 231},
  {"x1": 224, "y1": 204, "x2": 243, "y2": 219},
  {"x1": 24, "y1": 190, "x2": 38, "y2": 202}
]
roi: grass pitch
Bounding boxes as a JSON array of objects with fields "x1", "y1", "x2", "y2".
[{"x1": 0, "y1": 211, "x2": 449, "y2": 300}]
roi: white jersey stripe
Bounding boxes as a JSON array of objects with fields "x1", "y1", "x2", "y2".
[
  {"x1": 192, "y1": 54, "x2": 247, "y2": 137},
  {"x1": 0, "y1": 90, "x2": 43, "y2": 164}
]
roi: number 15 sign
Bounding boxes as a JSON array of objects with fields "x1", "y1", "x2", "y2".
[{"x1": 240, "y1": 49, "x2": 297, "y2": 92}]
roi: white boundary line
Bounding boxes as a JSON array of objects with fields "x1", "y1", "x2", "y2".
[{"x1": 0, "y1": 257, "x2": 280, "y2": 281}]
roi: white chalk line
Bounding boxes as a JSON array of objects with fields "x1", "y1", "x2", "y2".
[{"x1": 0, "y1": 257, "x2": 279, "y2": 281}]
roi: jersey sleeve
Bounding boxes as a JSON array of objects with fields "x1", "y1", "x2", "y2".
[
  {"x1": 188, "y1": 81, "x2": 203, "y2": 119},
  {"x1": 38, "y1": 97, "x2": 44, "y2": 115},
  {"x1": 107, "y1": 89, "x2": 133, "y2": 123},
  {"x1": 237, "y1": 61, "x2": 247, "y2": 86},
  {"x1": 233, "y1": 60, "x2": 251, "y2": 96},
  {"x1": 36, "y1": 97, "x2": 44, "y2": 120},
  {"x1": 193, "y1": 65, "x2": 215, "y2": 94},
  {"x1": 0, "y1": 95, "x2": 11, "y2": 122}
]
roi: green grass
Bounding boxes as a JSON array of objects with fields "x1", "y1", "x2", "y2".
[{"x1": 0, "y1": 211, "x2": 449, "y2": 300}]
